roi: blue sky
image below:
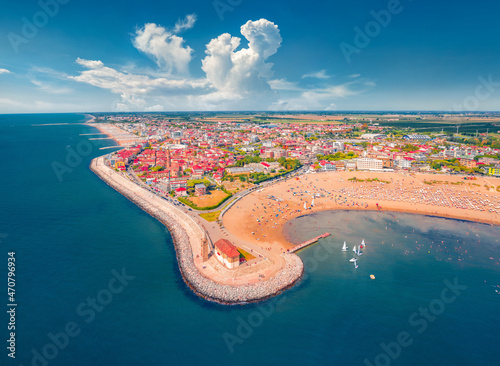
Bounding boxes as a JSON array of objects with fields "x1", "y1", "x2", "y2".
[{"x1": 1, "y1": 0, "x2": 500, "y2": 113}]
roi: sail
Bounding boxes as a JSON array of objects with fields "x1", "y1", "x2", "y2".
[
  {"x1": 342, "y1": 241, "x2": 347, "y2": 250},
  {"x1": 361, "y1": 239, "x2": 365, "y2": 246},
  {"x1": 353, "y1": 245, "x2": 356, "y2": 252}
]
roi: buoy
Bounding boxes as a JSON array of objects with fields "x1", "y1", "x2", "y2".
[{"x1": 370, "y1": 274, "x2": 375, "y2": 280}]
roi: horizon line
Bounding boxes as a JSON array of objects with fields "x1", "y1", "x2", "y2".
[{"x1": 2, "y1": 110, "x2": 500, "y2": 115}]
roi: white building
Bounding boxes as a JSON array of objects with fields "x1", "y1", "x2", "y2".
[
  {"x1": 250, "y1": 134, "x2": 260, "y2": 143},
  {"x1": 357, "y1": 158, "x2": 383, "y2": 170},
  {"x1": 395, "y1": 159, "x2": 411, "y2": 169},
  {"x1": 360, "y1": 133, "x2": 386, "y2": 140},
  {"x1": 403, "y1": 134, "x2": 431, "y2": 141},
  {"x1": 170, "y1": 131, "x2": 183, "y2": 139},
  {"x1": 213, "y1": 239, "x2": 240, "y2": 269},
  {"x1": 322, "y1": 162, "x2": 337, "y2": 171},
  {"x1": 345, "y1": 161, "x2": 356, "y2": 170},
  {"x1": 333, "y1": 141, "x2": 345, "y2": 151}
]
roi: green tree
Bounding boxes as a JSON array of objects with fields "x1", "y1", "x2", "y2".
[{"x1": 402, "y1": 144, "x2": 419, "y2": 152}]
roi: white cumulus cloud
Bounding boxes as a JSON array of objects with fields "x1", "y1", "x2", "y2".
[
  {"x1": 133, "y1": 23, "x2": 194, "y2": 75},
  {"x1": 70, "y1": 58, "x2": 210, "y2": 110},
  {"x1": 75, "y1": 59, "x2": 104, "y2": 69},
  {"x1": 201, "y1": 19, "x2": 282, "y2": 106},
  {"x1": 69, "y1": 18, "x2": 374, "y2": 111},
  {"x1": 0, "y1": 68, "x2": 11, "y2": 74}
]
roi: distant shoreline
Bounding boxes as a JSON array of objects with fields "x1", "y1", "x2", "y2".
[{"x1": 83, "y1": 114, "x2": 96, "y2": 123}]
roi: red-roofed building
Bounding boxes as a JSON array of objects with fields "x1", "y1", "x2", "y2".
[
  {"x1": 191, "y1": 164, "x2": 205, "y2": 178},
  {"x1": 175, "y1": 187, "x2": 187, "y2": 197},
  {"x1": 213, "y1": 173, "x2": 223, "y2": 184},
  {"x1": 320, "y1": 161, "x2": 337, "y2": 171},
  {"x1": 213, "y1": 239, "x2": 240, "y2": 268}
]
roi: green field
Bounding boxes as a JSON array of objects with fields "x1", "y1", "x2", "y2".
[
  {"x1": 199, "y1": 211, "x2": 220, "y2": 222},
  {"x1": 237, "y1": 248, "x2": 256, "y2": 262},
  {"x1": 187, "y1": 178, "x2": 211, "y2": 187}
]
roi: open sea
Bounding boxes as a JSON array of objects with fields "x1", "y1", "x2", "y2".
[{"x1": 1, "y1": 114, "x2": 499, "y2": 366}]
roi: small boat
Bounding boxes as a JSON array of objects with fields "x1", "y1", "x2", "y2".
[
  {"x1": 370, "y1": 274, "x2": 375, "y2": 280},
  {"x1": 353, "y1": 245, "x2": 357, "y2": 253},
  {"x1": 354, "y1": 260, "x2": 358, "y2": 269},
  {"x1": 342, "y1": 241, "x2": 348, "y2": 251},
  {"x1": 349, "y1": 258, "x2": 357, "y2": 262},
  {"x1": 357, "y1": 246, "x2": 363, "y2": 256},
  {"x1": 361, "y1": 239, "x2": 365, "y2": 247}
]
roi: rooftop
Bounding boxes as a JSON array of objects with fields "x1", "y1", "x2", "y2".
[{"x1": 214, "y1": 239, "x2": 240, "y2": 258}]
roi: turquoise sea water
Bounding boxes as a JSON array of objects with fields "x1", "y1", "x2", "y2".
[{"x1": 1, "y1": 114, "x2": 499, "y2": 366}]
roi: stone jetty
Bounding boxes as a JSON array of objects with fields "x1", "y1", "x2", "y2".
[{"x1": 90, "y1": 156, "x2": 304, "y2": 305}]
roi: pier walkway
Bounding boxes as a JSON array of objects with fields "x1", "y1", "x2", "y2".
[{"x1": 289, "y1": 233, "x2": 331, "y2": 253}]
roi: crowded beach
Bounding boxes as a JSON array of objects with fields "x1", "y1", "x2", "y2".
[{"x1": 223, "y1": 170, "x2": 500, "y2": 252}]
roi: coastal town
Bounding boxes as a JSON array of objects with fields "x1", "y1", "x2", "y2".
[
  {"x1": 89, "y1": 113, "x2": 500, "y2": 188},
  {"x1": 88, "y1": 112, "x2": 500, "y2": 304}
]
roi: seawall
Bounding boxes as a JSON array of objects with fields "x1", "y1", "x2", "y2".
[{"x1": 90, "y1": 156, "x2": 304, "y2": 305}]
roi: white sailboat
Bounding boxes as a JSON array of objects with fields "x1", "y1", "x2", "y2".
[
  {"x1": 357, "y1": 246, "x2": 363, "y2": 256},
  {"x1": 352, "y1": 245, "x2": 357, "y2": 253},
  {"x1": 352, "y1": 258, "x2": 358, "y2": 268},
  {"x1": 361, "y1": 239, "x2": 365, "y2": 247},
  {"x1": 342, "y1": 241, "x2": 348, "y2": 251},
  {"x1": 349, "y1": 258, "x2": 357, "y2": 262}
]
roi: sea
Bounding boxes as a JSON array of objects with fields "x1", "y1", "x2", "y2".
[{"x1": 1, "y1": 113, "x2": 499, "y2": 366}]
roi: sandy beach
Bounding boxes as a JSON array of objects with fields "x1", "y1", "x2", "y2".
[
  {"x1": 85, "y1": 122, "x2": 142, "y2": 146},
  {"x1": 223, "y1": 171, "x2": 500, "y2": 251}
]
